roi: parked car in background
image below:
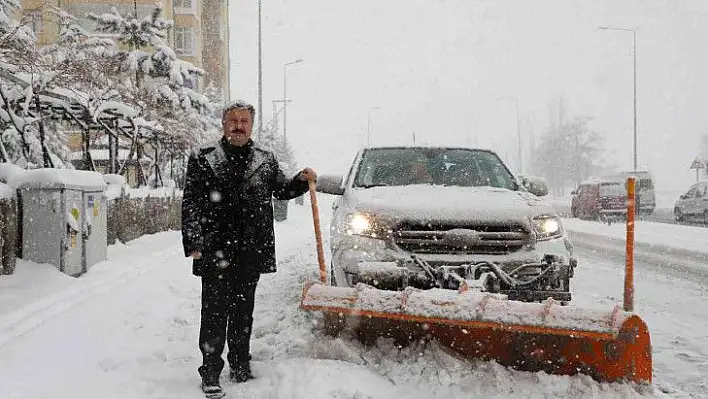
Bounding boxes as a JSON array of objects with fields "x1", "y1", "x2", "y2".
[
  {"x1": 603, "y1": 171, "x2": 656, "y2": 216},
  {"x1": 673, "y1": 181, "x2": 708, "y2": 223},
  {"x1": 570, "y1": 178, "x2": 627, "y2": 224}
]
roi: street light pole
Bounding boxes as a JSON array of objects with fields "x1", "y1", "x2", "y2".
[
  {"x1": 367, "y1": 106, "x2": 381, "y2": 147},
  {"x1": 599, "y1": 25, "x2": 638, "y2": 171},
  {"x1": 495, "y1": 95, "x2": 522, "y2": 173},
  {"x1": 257, "y1": 0, "x2": 264, "y2": 139},
  {"x1": 283, "y1": 59, "x2": 303, "y2": 143},
  {"x1": 632, "y1": 28, "x2": 637, "y2": 171},
  {"x1": 514, "y1": 96, "x2": 522, "y2": 174}
]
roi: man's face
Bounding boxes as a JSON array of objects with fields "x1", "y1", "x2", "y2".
[{"x1": 222, "y1": 108, "x2": 253, "y2": 146}]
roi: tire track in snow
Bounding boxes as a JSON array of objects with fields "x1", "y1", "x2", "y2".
[
  {"x1": 0, "y1": 240, "x2": 178, "y2": 348},
  {"x1": 0, "y1": 232, "x2": 204, "y2": 399},
  {"x1": 568, "y1": 230, "x2": 708, "y2": 285}
]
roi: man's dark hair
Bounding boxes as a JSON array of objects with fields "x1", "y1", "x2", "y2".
[{"x1": 222, "y1": 100, "x2": 256, "y2": 123}]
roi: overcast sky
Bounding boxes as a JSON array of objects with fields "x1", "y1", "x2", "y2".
[{"x1": 229, "y1": 0, "x2": 708, "y2": 192}]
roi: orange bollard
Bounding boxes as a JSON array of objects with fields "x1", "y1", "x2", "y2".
[{"x1": 625, "y1": 177, "x2": 635, "y2": 312}]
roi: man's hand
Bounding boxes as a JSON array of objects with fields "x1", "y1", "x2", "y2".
[
  {"x1": 298, "y1": 167, "x2": 317, "y2": 182},
  {"x1": 190, "y1": 251, "x2": 202, "y2": 259}
]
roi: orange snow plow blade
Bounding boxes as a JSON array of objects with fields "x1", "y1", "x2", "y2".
[
  {"x1": 301, "y1": 179, "x2": 652, "y2": 384},
  {"x1": 301, "y1": 282, "x2": 652, "y2": 383}
]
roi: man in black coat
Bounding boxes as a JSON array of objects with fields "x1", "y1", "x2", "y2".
[{"x1": 181, "y1": 100, "x2": 316, "y2": 395}]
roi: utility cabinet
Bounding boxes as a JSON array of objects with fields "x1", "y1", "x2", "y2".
[{"x1": 13, "y1": 169, "x2": 107, "y2": 277}]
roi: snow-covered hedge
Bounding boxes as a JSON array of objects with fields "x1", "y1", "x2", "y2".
[
  {"x1": 0, "y1": 191, "x2": 17, "y2": 275},
  {"x1": 107, "y1": 195, "x2": 181, "y2": 244}
]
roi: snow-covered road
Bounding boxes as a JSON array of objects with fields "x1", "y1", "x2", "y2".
[
  {"x1": 0, "y1": 194, "x2": 704, "y2": 398},
  {"x1": 571, "y1": 246, "x2": 708, "y2": 397}
]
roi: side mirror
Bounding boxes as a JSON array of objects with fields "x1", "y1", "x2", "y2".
[
  {"x1": 316, "y1": 174, "x2": 345, "y2": 195},
  {"x1": 521, "y1": 175, "x2": 549, "y2": 197}
]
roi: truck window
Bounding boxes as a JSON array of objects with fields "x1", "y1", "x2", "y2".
[
  {"x1": 352, "y1": 148, "x2": 517, "y2": 190},
  {"x1": 638, "y1": 179, "x2": 654, "y2": 190},
  {"x1": 599, "y1": 182, "x2": 624, "y2": 197}
]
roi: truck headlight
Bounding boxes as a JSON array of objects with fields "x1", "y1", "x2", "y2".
[
  {"x1": 532, "y1": 216, "x2": 563, "y2": 241},
  {"x1": 349, "y1": 214, "x2": 372, "y2": 235},
  {"x1": 345, "y1": 212, "x2": 389, "y2": 239}
]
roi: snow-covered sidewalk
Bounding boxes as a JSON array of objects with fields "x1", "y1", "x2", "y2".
[{"x1": 0, "y1": 194, "x2": 692, "y2": 398}]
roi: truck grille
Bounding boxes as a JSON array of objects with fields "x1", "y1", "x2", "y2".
[{"x1": 392, "y1": 223, "x2": 529, "y2": 255}]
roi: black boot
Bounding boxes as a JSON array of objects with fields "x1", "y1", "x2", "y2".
[
  {"x1": 200, "y1": 371, "x2": 224, "y2": 398},
  {"x1": 229, "y1": 362, "x2": 254, "y2": 383}
]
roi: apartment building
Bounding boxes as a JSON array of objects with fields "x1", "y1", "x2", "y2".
[{"x1": 19, "y1": 0, "x2": 230, "y2": 96}]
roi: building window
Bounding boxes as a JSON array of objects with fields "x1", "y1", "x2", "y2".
[
  {"x1": 174, "y1": 0, "x2": 198, "y2": 15},
  {"x1": 175, "y1": 27, "x2": 195, "y2": 56},
  {"x1": 27, "y1": 11, "x2": 43, "y2": 35}
]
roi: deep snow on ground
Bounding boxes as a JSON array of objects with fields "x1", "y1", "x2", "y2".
[{"x1": 0, "y1": 194, "x2": 702, "y2": 398}]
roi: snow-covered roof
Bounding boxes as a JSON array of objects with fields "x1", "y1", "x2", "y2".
[
  {"x1": 0, "y1": 163, "x2": 27, "y2": 187},
  {"x1": 93, "y1": 101, "x2": 139, "y2": 121},
  {"x1": 11, "y1": 169, "x2": 107, "y2": 191},
  {"x1": 49, "y1": 87, "x2": 91, "y2": 108},
  {"x1": 364, "y1": 145, "x2": 495, "y2": 151},
  {"x1": 103, "y1": 174, "x2": 126, "y2": 185}
]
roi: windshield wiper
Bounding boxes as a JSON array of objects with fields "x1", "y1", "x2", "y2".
[{"x1": 358, "y1": 183, "x2": 389, "y2": 188}]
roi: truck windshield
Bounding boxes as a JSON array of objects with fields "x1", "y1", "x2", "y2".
[
  {"x1": 599, "y1": 182, "x2": 625, "y2": 197},
  {"x1": 352, "y1": 148, "x2": 518, "y2": 190}
]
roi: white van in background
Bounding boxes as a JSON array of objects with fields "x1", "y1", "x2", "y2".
[{"x1": 602, "y1": 171, "x2": 656, "y2": 216}]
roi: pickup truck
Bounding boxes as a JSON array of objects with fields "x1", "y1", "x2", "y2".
[{"x1": 315, "y1": 145, "x2": 577, "y2": 303}]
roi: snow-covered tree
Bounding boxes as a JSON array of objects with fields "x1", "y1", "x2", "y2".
[
  {"x1": 203, "y1": 82, "x2": 225, "y2": 118},
  {"x1": 531, "y1": 116, "x2": 611, "y2": 196},
  {"x1": 258, "y1": 117, "x2": 297, "y2": 175},
  {"x1": 87, "y1": 5, "x2": 219, "y2": 186},
  {"x1": 1, "y1": 0, "x2": 35, "y2": 49},
  {"x1": 0, "y1": 2, "x2": 51, "y2": 166}
]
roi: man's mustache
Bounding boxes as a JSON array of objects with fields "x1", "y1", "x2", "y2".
[{"x1": 230, "y1": 129, "x2": 246, "y2": 134}]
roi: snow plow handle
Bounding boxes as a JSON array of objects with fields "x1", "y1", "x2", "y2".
[{"x1": 309, "y1": 180, "x2": 327, "y2": 283}]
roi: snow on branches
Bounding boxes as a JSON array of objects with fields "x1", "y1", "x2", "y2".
[
  {"x1": 0, "y1": 3, "x2": 240, "y2": 179},
  {"x1": 87, "y1": 5, "x2": 171, "y2": 50}
]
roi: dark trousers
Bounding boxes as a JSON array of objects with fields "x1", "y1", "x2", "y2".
[{"x1": 198, "y1": 269, "x2": 260, "y2": 379}]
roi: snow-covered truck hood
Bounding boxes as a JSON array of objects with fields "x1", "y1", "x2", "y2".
[{"x1": 347, "y1": 185, "x2": 557, "y2": 225}]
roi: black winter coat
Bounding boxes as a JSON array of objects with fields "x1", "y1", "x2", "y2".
[{"x1": 181, "y1": 140, "x2": 308, "y2": 276}]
